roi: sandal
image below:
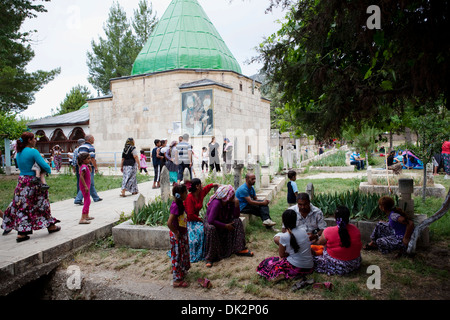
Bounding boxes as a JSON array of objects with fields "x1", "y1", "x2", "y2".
[
  {"x1": 48, "y1": 225, "x2": 61, "y2": 234},
  {"x1": 16, "y1": 235, "x2": 30, "y2": 243},
  {"x1": 85, "y1": 216, "x2": 95, "y2": 220},
  {"x1": 120, "y1": 194, "x2": 127, "y2": 197},
  {"x1": 197, "y1": 278, "x2": 212, "y2": 289},
  {"x1": 236, "y1": 249, "x2": 254, "y2": 257},
  {"x1": 79, "y1": 219, "x2": 91, "y2": 224},
  {"x1": 173, "y1": 280, "x2": 189, "y2": 288},
  {"x1": 206, "y1": 261, "x2": 213, "y2": 268},
  {"x1": 312, "y1": 282, "x2": 333, "y2": 291},
  {"x1": 291, "y1": 278, "x2": 314, "y2": 292}
]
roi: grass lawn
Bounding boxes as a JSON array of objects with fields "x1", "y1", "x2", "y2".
[
  {"x1": 67, "y1": 175, "x2": 449, "y2": 300},
  {"x1": 0, "y1": 171, "x2": 150, "y2": 211}
]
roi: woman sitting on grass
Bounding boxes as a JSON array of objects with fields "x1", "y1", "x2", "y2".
[
  {"x1": 364, "y1": 196, "x2": 414, "y2": 254},
  {"x1": 312, "y1": 206, "x2": 362, "y2": 275},
  {"x1": 257, "y1": 209, "x2": 314, "y2": 282},
  {"x1": 203, "y1": 185, "x2": 253, "y2": 268}
]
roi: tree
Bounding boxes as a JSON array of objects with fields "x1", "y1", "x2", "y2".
[
  {"x1": 256, "y1": 0, "x2": 450, "y2": 139},
  {"x1": 0, "y1": 112, "x2": 29, "y2": 140},
  {"x1": 408, "y1": 101, "x2": 450, "y2": 201},
  {"x1": 0, "y1": 0, "x2": 60, "y2": 113},
  {"x1": 86, "y1": 0, "x2": 158, "y2": 95},
  {"x1": 132, "y1": 0, "x2": 158, "y2": 49},
  {"x1": 55, "y1": 85, "x2": 92, "y2": 115},
  {"x1": 343, "y1": 124, "x2": 382, "y2": 166}
]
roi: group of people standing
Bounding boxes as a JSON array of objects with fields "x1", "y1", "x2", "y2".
[{"x1": 150, "y1": 134, "x2": 234, "y2": 190}]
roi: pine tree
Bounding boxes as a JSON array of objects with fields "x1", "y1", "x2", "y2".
[
  {"x1": 0, "y1": 0, "x2": 60, "y2": 113},
  {"x1": 86, "y1": 1, "x2": 158, "y2": 95},
  {"x1": 55, "y1": 85, "x2": 92, "y2": 115}
]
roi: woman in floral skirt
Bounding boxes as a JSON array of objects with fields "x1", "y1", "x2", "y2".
[{"x1": 1, "y1": 132, "x2": 61, "y2": 242}]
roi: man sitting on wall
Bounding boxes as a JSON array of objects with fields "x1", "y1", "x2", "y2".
[
  {"x1": 236, "y1": 173, "x2": 276, "y2": 228},
  {"x1": 350, "y1": 149, "x2": 365, "y2": 170}
]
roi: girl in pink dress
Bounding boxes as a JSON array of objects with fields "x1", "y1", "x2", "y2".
[{"x1": 78, "y1": 153, "x2": 94, "y2": 224}]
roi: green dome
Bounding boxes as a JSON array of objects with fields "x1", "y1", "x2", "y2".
[{"x1": 131, "y1": 0, "x2": 242, "y2": 75}]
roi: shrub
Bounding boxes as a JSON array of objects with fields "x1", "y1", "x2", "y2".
[
  {"x1": 308, "y1": 150, "x2": 347, "y2": 167},
  {"x1": 131, "y1": 196, "x2": 172, "y2": 226},
  {"x1": 312, "y1": 190, "x2": 398, "y2": 221}
]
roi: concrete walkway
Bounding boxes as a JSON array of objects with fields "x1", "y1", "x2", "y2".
[
  {"x1": 0, "y1": 170, "x2": 286, "y2": 296},
  {"x1": 0, "y1": 178, "x2": 162, "y2": 296}
]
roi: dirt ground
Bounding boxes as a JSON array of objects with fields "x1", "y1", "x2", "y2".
[{"x1": 53, "y1": 232, "x2": 449, "y2": 301}]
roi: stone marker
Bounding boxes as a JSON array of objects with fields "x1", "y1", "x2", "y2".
[
  {"x1": 306, "y1": 183, "x2": 314, "y2": 202},
  {"x1": 183, "y1": 167, "x2": 191, "y2": 183},
  {"x1": 160, "y1": 166, "x2": 171, "y2": 202},
  {"x1": 134, "y1": 193, "x2": 147, "y2": 216},
  {"x1": 233, "y1": 160, "x2": 244, "y2": 190},
  {"x1": 398, "y1": 178, "x2": 414, "y2": 220}
]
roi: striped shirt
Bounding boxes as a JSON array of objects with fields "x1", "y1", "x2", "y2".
[
  {"x1": 350, "y1": 152, "x2": 360, "y2": 162},
  {"x1": 175, "y1": 141, "x2": 191, "y2": 165},
  {"x1": 77, "y1": 142, "x2": 96, "y2": 169}
]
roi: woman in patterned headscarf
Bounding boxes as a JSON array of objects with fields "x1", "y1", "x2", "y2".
[
  {"x1": 203, "y1": 185, "x2": 254, "y2": 267},
  {"x1": 120, "y1": 138, "x2": 140, "y2": 197}
]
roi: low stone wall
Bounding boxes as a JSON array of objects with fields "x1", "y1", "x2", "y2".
[
  {"x1": 112, "y1": 175, "x2": 287, "y2": 250},
  {"x1": 359, "y1": 182, "x2": 447, "y2": 198},
  {"x1": 309, "y1": 166, "x2": 354, "y2": 172},
  {"x1": 324, "y1": 214, "x2": 429, "y2": 248}
]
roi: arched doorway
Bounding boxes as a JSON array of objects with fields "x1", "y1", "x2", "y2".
[
  {"x1": 35, "y1": 130, "x2": 50, "y2": 153},
  {"x1": 69, "y1": 127, "x2": 86, "y2": 141}
]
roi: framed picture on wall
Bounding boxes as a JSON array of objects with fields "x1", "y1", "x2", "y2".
[{"x1": 181, "y1": 89, "x2": 213, "y2": 136}]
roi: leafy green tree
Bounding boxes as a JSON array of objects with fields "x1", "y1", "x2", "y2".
[
  {"x1": 343, "y1": 124, "x2": 382, "y2": 166},
  {"x1": 55, "y1": 85, "x2": 92, "y2": 115},
  {"x1": 0, "y1": 0, "x2": 60, "y2": 113},
  {"x1": 408, "y1": 101, "x2": 450, "y2": 200},
  {"x1": 86, "y1": 0, "x2": 158, "y2": 95},
  {"x1": 256, "y1": 0, "x2": 450, "y2": 139},
  {"x1": 0, "y1": 112, "x2": 28, "y2": 140}
]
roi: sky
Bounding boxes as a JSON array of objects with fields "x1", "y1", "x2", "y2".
[{"x1": 19, "y1": 0, "x2": 287, "y2": 119}]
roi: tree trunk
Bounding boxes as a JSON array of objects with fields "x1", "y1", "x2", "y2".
[
  {"x1": 407, "y1": 187, "x2": 450, "y2": 254},
  {"x1": 405, "y1": 127, "x2": 412, "y2": 144},
  {"x1": 389, "y1": 131, "x2": 393, "y2": 150},
  {"x1": 422, "y1": 166, "x2": 427, "y2": 202}
]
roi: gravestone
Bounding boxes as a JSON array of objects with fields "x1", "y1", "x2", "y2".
[
  {"x1": 160, "y1": 166, "x2": 171, "y2": 202},
  {"x1": 134, "y1": 194, "x2": 147, "y2": 216},
  {"x1": 233, "y1": 160, "x2": 244, "y2": 190},
  {"x1": 306, "y1": 183, "x2": 315, "y2": 202},
  {"x1": 254, "y1": 158, "x2": 261, "y2": 191},
  {"x1": 261, "y1": 165, "x2": 270, "y2": 188},
  {"x1": 183, "y1": 167, "x2": 191, "y2": 183},
  {"x1": 398, "y1": 178, "x2": 414, "y2": 220}
]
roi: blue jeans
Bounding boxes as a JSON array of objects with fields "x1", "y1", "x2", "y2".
[
  {"x1": 177, "y1": 163, "x2": 192, "y2": 182},
  {"x1": 350, "y1": 160, "x2": 365, "y2": 170},
  {"x1": 74, "y1": 168, "x2": 100, "y2": 203}
]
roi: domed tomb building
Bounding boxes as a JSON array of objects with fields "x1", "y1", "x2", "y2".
[{"x1": 87, "y1": 0, "x2": 271, "y2": 163}]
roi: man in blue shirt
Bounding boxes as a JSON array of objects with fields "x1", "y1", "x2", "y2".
[
  {"x1": 236, "y1": 173, "x2": 276, "y2": 228},
  {"x1": 74, "y1": 134, "x2": 102, "y2": 204},
  {"x1": 350, "y1": 149, "x2": 365, "y2": 170}
]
